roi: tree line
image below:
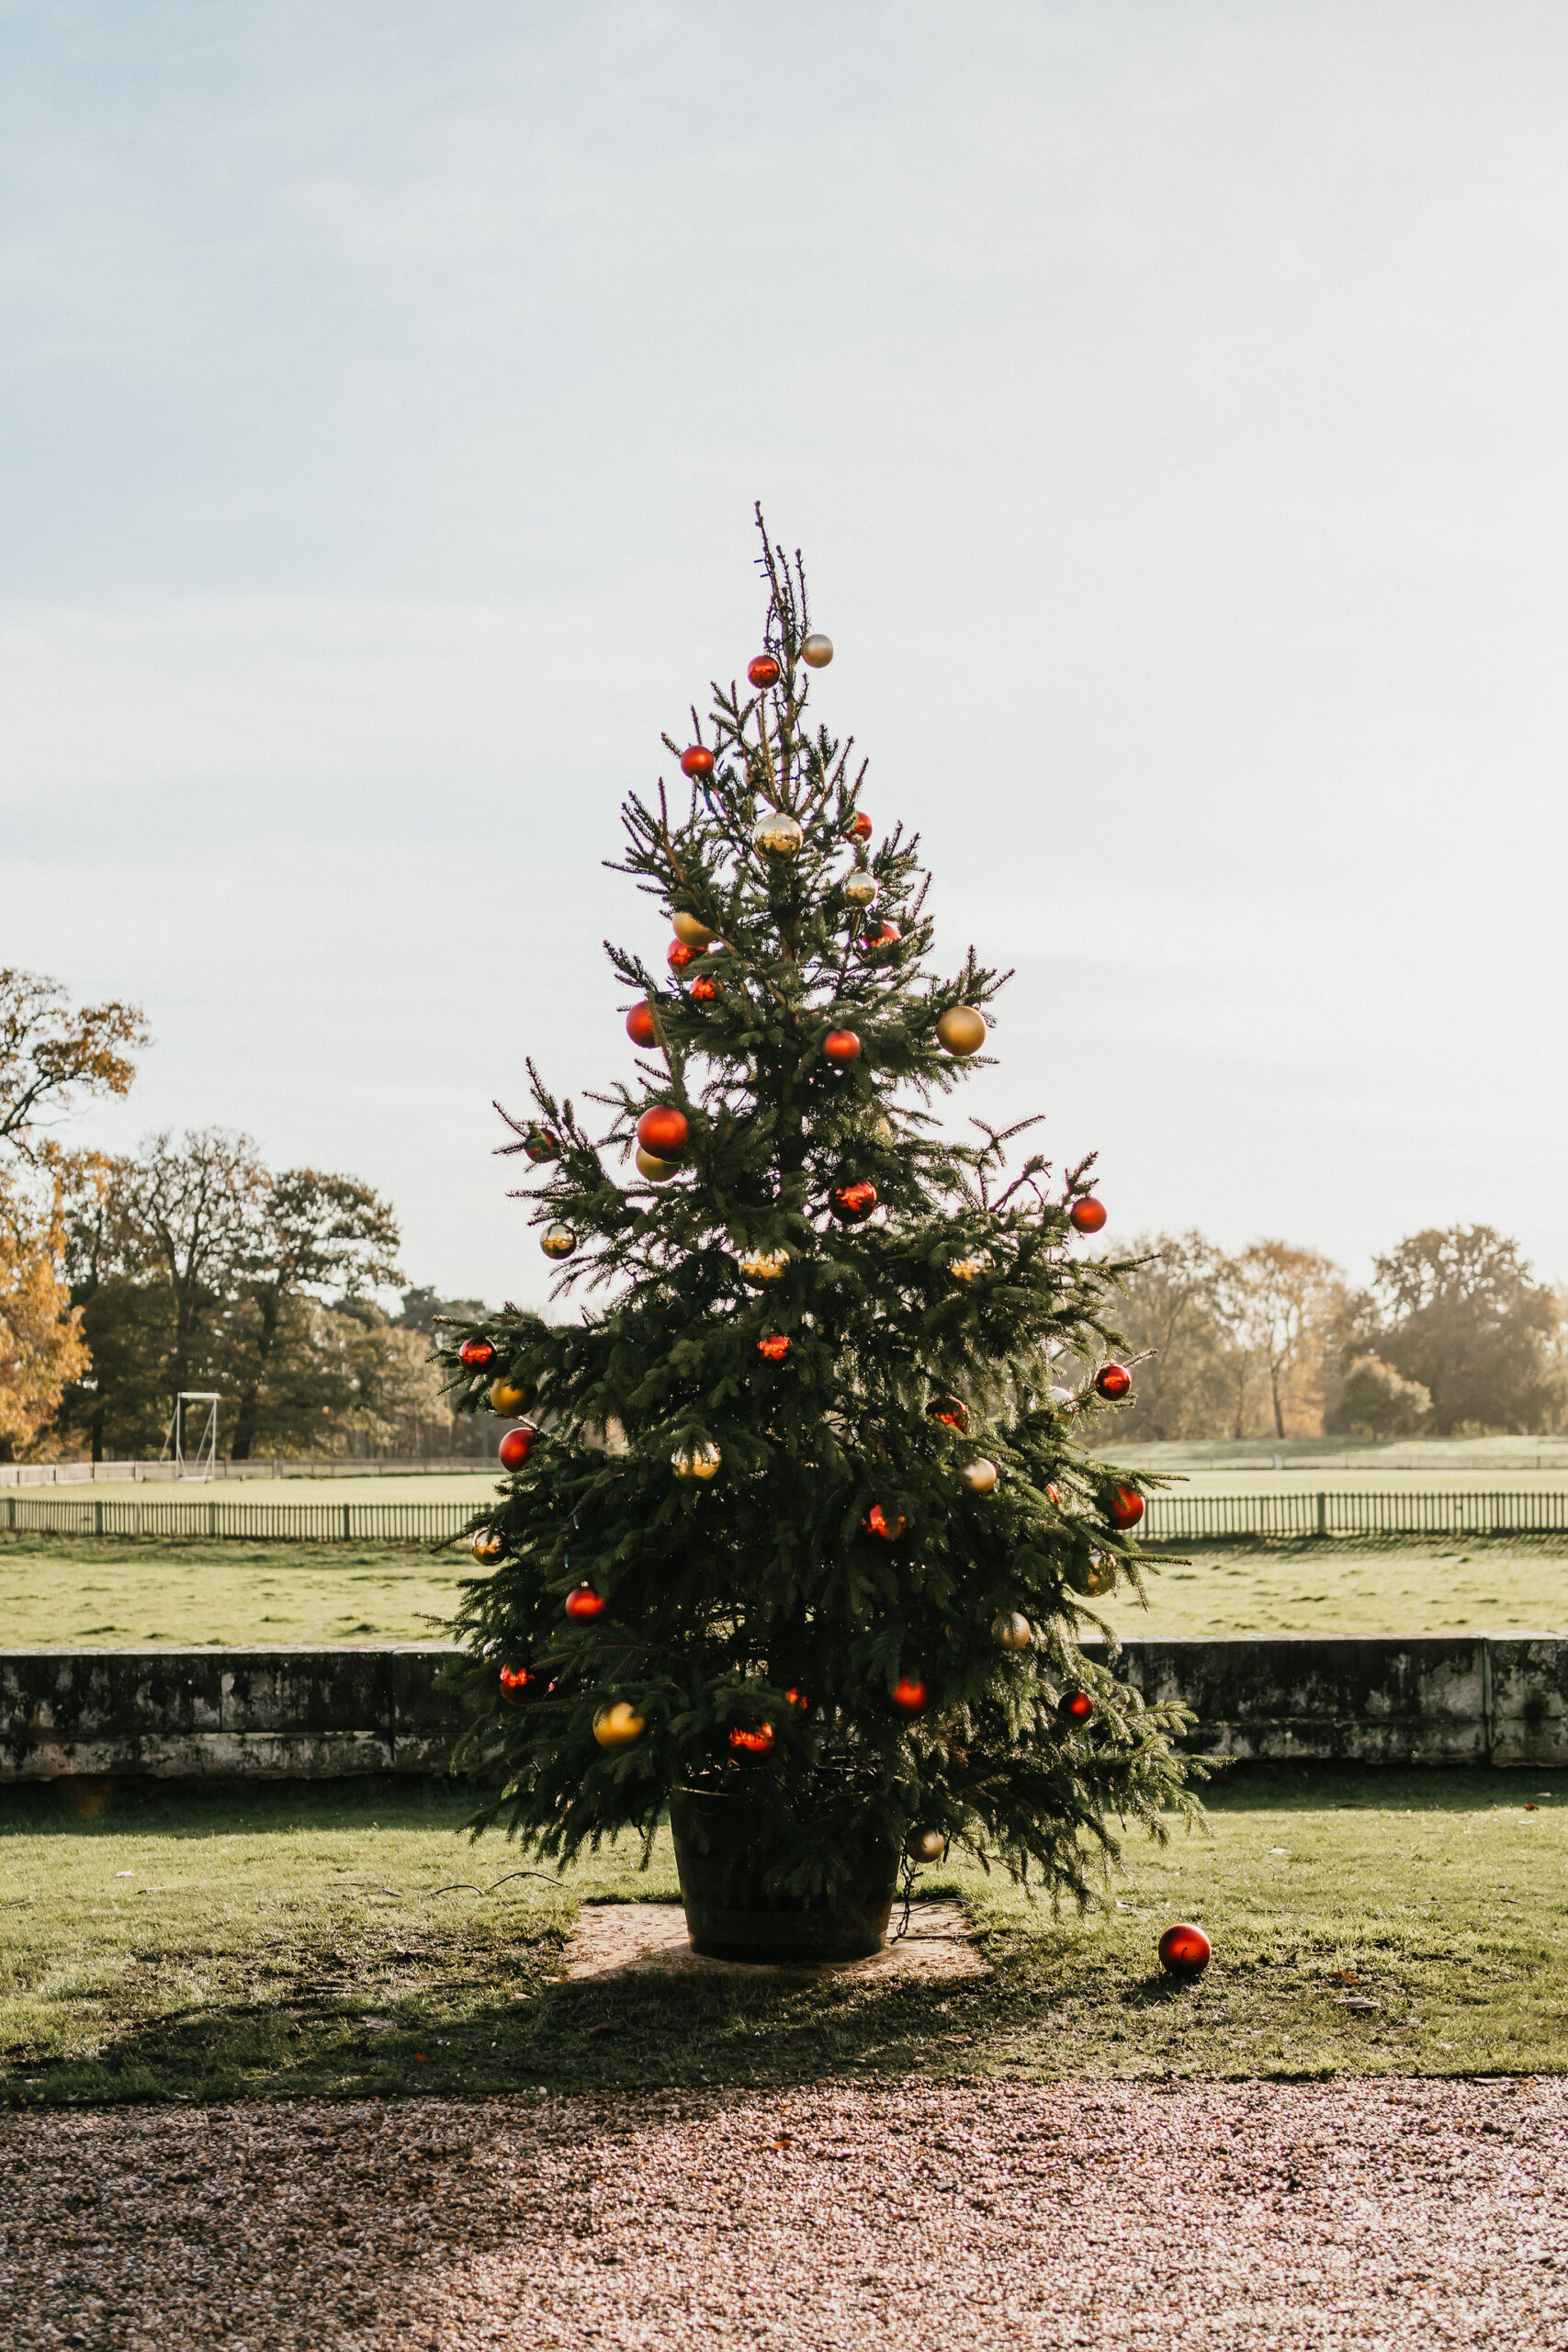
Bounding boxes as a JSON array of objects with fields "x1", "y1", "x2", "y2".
[
  {"x1": 1102, "y1": 1229, "x2": 1567, "y2": 1441},
  {"x1": 0, "y1": 967, "x2": 491, "y2": 1462}
]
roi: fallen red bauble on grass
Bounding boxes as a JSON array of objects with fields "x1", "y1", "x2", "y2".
[{"x1": 1158, "y1": 1922, "x2": 1212, "y2": 1977}]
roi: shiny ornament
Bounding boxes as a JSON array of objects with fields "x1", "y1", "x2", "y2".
[
  {"x1": 497, "y1": 1424, "x2": 537, "y2": 1471},
  {"x1": 747, "y1": 653, "x2": 781, "y2": 688},
  {"x1": 846, "y1": 811, "x2": 874, "y2": 842},
  {"x1": 457, "y1": 1336, "x2": 496, "y2": 1371},
  {"x1": 992, "y1": 1610, "x2": 1032, "y2": 1652},
  {"x1": 926, "y1": 1395, "x2": 969, "y2": 1433},
  {"x1": 671, "y1": 910, "x2": 716, "y2": 949},
  {"x1": 672, "y1": 1441, "x2": 722, "y2": 1481},
  {"x1": 489, "y1": 1375, "x2": 536, "y2": 1415},
  {"x1": 1069, "y1": 1196, "x2": 1108, "y2": 1235},
  {"x1": 626, "y1": 1001, "x2": 658, "y2": 1047},
  {"x1": 1045, "y1": 1483, "x2": 1063, "y2": 1509},
  {"x1": 1108, "y1": 1485, "x2": 1145, "y2": 1530},
  {"x1": 593, "y1": 1702, "x2": 647, "y2": 1750},
  {"x1": 1094, "y1": 1361, "x2": 1133, "y2": 1401},
  {"x1": 738, "y1": 1245, "x2": 790, "y2": 1283},
  {"x1": 500, "y1": 1664, "x2": 546, "y2": 1706},
  {"x1": 823, "y1": 1027, "x2": 862, "y2": 1064},
  {"x1": 1058, "y1": 1686, "x2": 1097, "y2": 1725},
  {"x1": 541, "y1": 1223, "x2": 577, "y2": 1260},
  {"x1": 689, "y1": 976, "x2": 719, "y2": 1001},
  {"x1": 728, "y1": 1720, "x2": 775, "y2": 1757},
  {"x1": 757, "y1": 1332, "x2": 791, "y2": 1363},
  {"x1": 843, "y1": 871, "x2": 880, "y2": 908},
  {"x1": 565, "y1": 1585, "x2": 605, "y2": 1621},
  {"x1": 935, "y1": 1005, "x2": 987, "y2": 1057},
  {"x1": 1065, "y1": 1552, "x2": 1115, "y2": 1598},
  {"x1": 784, "y1": 1686, "x2": 809, "y2": 1713},
  {"x1": 1158, "y1": 1921, "x2": 1212, "y2": 1978},
  {"x1": 801, "y1": 632, "x2": 834, "y2": 669},
  {"x1": 523, "y1": 1126, "x2": 560, "y2": 1163},
  {"x1": 679, "y1": 746, "x2": 716, "y2": 781},
  {"x1": 829, "y1": 1179, "x2": 877, "y2": 1224},
  {"x1": 948, "y1": 1250, "x2": 992, "y2": 1283},
  {"x1": 1046, "y1": 1385, "x2": 1078, "y2": 1414},
  {"x1": 862, "y1": 919, "x2": 902, "y2": 956},
  {"x1": 636, "y1": 1146, "x2": 679, "y2": 1182},
  {"x1": 888, "y1": 1675, "x2": 928, "y2": 1718},
  {"x1": 637, "y1": 1104, "x2": 690, "y2": 1159},
  {"x1": 908, "y1": 1827, "x2": 947, "y2": 1863},
  {"x1": 668, "y1": 938, "x2": 698, "y2": 973},
  {"x1": 960, "y1": 1458, "x2": 999, "y2": 1495},
  {"x1": 752, "y1": 808, "x2": 804, "y2": 859},
  {"x1": 863, "y1": 1504, "x2": 907, "y2": 1543},
  {"x1": 471, "y1": 1528, "x2": 507, "y2": 1566}
]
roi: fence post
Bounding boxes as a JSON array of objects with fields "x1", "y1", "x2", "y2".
[
  {"x1": 1315, "y1": 1492, "x2": 1327, "y2": 1538},
  {"x1": 95, "y1": 1499, "x2": 104, "y2": 1535},
  {"x1": 343, "y1": 1502, "x2": 352, "y2": 1540}
]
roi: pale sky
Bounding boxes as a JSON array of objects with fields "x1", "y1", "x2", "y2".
[{"x1": 4, "y1": 2, "x2": 1567, "y2": 1308}]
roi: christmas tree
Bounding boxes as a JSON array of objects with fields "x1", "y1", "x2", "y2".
[{"x1": 444, "y1": 511, "x2": 1199, "y2": 1959}]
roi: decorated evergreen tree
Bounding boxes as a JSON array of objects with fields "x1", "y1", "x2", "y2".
[{"x1": 443, "y1": 512, "x2": 1199, "y2": 1960}]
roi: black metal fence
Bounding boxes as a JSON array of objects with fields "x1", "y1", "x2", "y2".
[
  {"x1": 0, "y1": 1496, "x2": 476, "y2": 1544},
  {"x1": 1143, "y1": 1490, "x2": 1568, "y2": 1541}
]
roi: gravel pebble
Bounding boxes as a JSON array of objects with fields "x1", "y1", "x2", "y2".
[{"x1": 3, "y1": 2075, "x2": 1565, "y2": 2348}]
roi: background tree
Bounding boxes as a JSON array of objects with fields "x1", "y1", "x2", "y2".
[
  {"x1": 1330, "y1": 1353, "x2": 1432, "y2": 1439},
  {"x1": 1359, "y1": 1225, "x2": 1565, "y2": 1435},
  {"x1": 229, "y1": 1170, "x2": 402, "y2": 1458},
  {"x1": 1096, "y1": 1231, "x2": 1235, "y2": 1440},
  {"x1": 0, "y1": 1173, "x2": 89, "y2": 1458},
  {"x1": 1221, "y1": 1240, "x2": 1345, "y2": 1441},
  {"x1": 0, "y1": 969, "x2": 147, "y2": 1161}
]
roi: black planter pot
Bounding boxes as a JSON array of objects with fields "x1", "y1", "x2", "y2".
[{"x1": 670, "y1": 1787, "x2": 897, "y2": 1964}]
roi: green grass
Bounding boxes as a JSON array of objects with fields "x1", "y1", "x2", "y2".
[
  {"x1": 0, "y1": 1536, "x2": 467, "y2": 1647},
  {"x1": 2, "y1": 1770, "x2": 1563, "y2": 2108},
  {"x1": 1111, "y1": 1537, "x2": 1568, "y2": 1639}
]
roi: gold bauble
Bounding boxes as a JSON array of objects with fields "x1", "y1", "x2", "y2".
[
  {"x1": 992, "y1": 1610, "x2": 1032, "y2": 1651},
  {"x1": 961, "y1": 1458, "x2": 999, "y2": 1495},
  {"x1": 636, "y1": 1147, "x2": 679, "y2": 1182},
  {"x1": 843, "y1": 872, "x2": 879, "y2": 907},
  {"x1": 470, "y1": 1528, "x2": 506, "y2": 1565},
  {"x1": 672, "y1": 1441, "x2": 722, "y2": 1481},
  {"x1": 752, "y1": 809, "x2": 804, "y2": 859},
  {"x1": 540, "y1": 1223, "x2": 577, "y2": 1260},
  {"x1": 949, "y1": 1250, "x2": 993, "y2": 1284},
  {"x1": 671, "y1": 910, "x2": 716, "y2": 950},
  {"x1": 1065, "y1": 1552, "x2": 1116, "y2": 1598},
  {"x1": 801, "y1": 633, "x2": 834, "y2": 669},
  {"x1": 936, "y1": 1005, "x2": 987, "y2": 1057},
  {"x1": 907, "y1": 1827, "x2": 946, "y2": 1863},
  {"x1": 738, "y1": 1246, "x2": 790, "y2": 1283},
  {"x1": 592, "y1": 1702, "x2": 647, "y2": 1750},
  {"x1": 488, "y1": 1377, "x2": 532, "y2": 1415}
]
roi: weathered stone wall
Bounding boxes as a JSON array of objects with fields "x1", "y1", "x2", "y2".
[{"x1": 2, "y1": 1635, "x2": 1565, "y2": 1781}]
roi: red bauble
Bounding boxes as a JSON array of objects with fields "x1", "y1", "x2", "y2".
[
  {"x1": 668, "y1": 939, "x2": 697, "y2": 973},
  {"x1": 1108, "y1": 1485, "x2": 1145, "y2": 1529},
  {"x1": 500, "y1": 1665, "x2": 547, "y2": 1706},
  {"x1": 889, "y1": 1676, "x2": 928, "y2": 1718},
  {"x1": 457, "y1": 1336, "x2": 496, "y2": 1370},
  {"x1": 846, "y1": 812, "x2": 873, "y2": 842},
  {"x1": 690, "y1": 976, "x2": 718, "y2": 1001},
  {"x1": 1094, "y1": 1362, "x2": 1133, "y2": 1401},
  {"x1": 823, "y1": 1028, "x2": 862, "y2": 1064},
  {"x1": 1046, "y1": 1483, "x2": 1063, "y2": 1508},
  {"x1": 729, "y1": 1721, "x2": 775, "y2": 1756},
  {"x1": 497, "y1": 1424, "x2": 537, "y2": 1470},
  {"x1": 863, "y1": 1504, "x2": 906, "y2": 1543},
  {"x1": 757, "y1": 1332, "x2": 790, "y2": 1363},
  {"x1": 1058, "y1": 1687, "x2": 1096, "y2": 1725},
  {"x1": 1158, "y1": 1922, "x2": 1212, "y2": 1977},
  {"x1": 626, "y1": 1001, "x2": 658, "y2": 1046},
  {"x1": 829, "y1": 1180, "x2": 877, "y2": 1224},
  {"x1": 1069, "y1": 1196, "x2": 1108, "y2": 1234},
  {"x1": 637, "y1": 1105, "x2": 690, "y2": 1158},
  {"x1": 565, "y1": 1585, "x2": 604, "y2": 1621},
  {"x1": 862, "y1": 920, "x2": 901, "y2": 955},
  {"x1": 680, "y1": 745, "x2": 716, "y2": 780},
  {"x1": 926, "y1": 1395, "x2": 970, "y2": 1433},
  {"x1": 523, "y1": 1127, "x2": 561, "y2": 1163},
  {"x1": 784, "y1": 1686, "x2": 809, "y2": 1713},
  {"x1": 747, "y1": 654, "x2": 781, "y2": 688}
]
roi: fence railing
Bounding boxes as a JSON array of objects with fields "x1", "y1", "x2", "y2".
[
  {"x1": 0, "y1": 1457, "x2": 490, "y2": 1487},
  {"x1": 1143, "y1": 1490, "x2": 1568, "y2": 1541},
  {"x1": 0, "y1": 1497, "x2": 476, "y2": 1544}
]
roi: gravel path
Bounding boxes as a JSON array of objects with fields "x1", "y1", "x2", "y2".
[{"x1": 4, "y1": 2075, "x2": 1565, "y2": 2349}]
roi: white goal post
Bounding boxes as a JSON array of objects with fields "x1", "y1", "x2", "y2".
[{"x1": 163, "y1": 1393, "x2": 221, "y2": 1482}]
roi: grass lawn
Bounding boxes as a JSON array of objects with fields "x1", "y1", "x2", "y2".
[
  {"x1": 0, "y1": 1536, "x2": 468, "y2": 1647},
  {"x1": 1112, "y1": 1537, "x2": 1568, "y2": 1639},
  {"x1": 1, "y1": 1769, "x2": 1563, "y2": 2109}
]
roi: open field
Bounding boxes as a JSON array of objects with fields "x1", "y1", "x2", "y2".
[
  {"x1": 6, "y1": 1531, "x2": 1568, "y2": 1645},
  {"x1": 1, "y1": 1768, "x2": 1564, "y2": 2109}
]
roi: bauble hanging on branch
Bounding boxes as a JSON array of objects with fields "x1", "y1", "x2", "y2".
[
  {"x1": 936, "y1": 1005, "x2": 987, "y2": 1057},
  {"x1": 636, "y1": 1147, "x2": 679, "y2": 1183},
  {"x1": 747, "y1": 653, "x2": 781, "y2": 688},
  {"x1": 1094, "y1": 1362, "x2": 1134, "y2": 1401},
  {"x1": 679, "y1": 746, "x2": 715, "y2": 780},
  {"x1": 863, "y1": 1504, "x2": 907, "y2": 1542},
  {"x1": 829, "y1": 1180, "x2": 877, "y2": 1224},
  {"x1": 500, "y1": 1664, "x2": 547, "y2": 1706},
  {"x1": 671, "y1": 910, "x2": 716, "y2": 948},
  {"x1": 1058, "y1": 1686, "x2": 1097, "y2": 1725},
  {"x1": 888, "y1": 1675, "x2": 929, "y2": 1718},
  {"x1": 728, "y1": 1721, "x2": 775, "y2": 1756},
  {"x1": 752, "y1": 809, "x2": 804, "y2": 859},
  {"x1": 908, "y1": 1827, "x2": 947, "y2": 1862},
  {"x1": 960, "y1": 1458, "x2": 999, "y2": 1495},
  {"x1": 540, "y1": 1224, "x2": 577, "y2": 1260},
  {"x1": 992, "y1": 1611, "x2": 1032, "y2": 1651},
  {"x1": 637, "y1": 1105, "x2": 690, "y2": 1159},
  {"x1": 926, "y1": 1394, "x2": 969, "y2": 1432},
  {"x1": 757, "y1": 1332, "x2": 790, "y2": 1363},
  {"x1": 626, "y1": 1001, "x2": 658, "y2": 1046},
  {"x1": 457, "y1": 1337, "x2": 496, "y2": 1370},
  {"x1": 565, "y1": 1585, "x2": 604, "y2": 1621},
  {"x1": 489, "y1": 1375, "x2": 535, "y2": 1415},
  {"x1": 471, "y1": 1528, "x2": 507, "y2": 1566},
  {"x1": 737, "y1": 1245, "x2": 790, "y2": 1283},
  {"x1": 497, "y1": 1425, "x2": 537, "y2": 1471},
  {"x1": 1069, "y1": 1196, "x2": 1108, "y2": 1234},
  {"x1": 801, "y1": 632, "x2": 834, "y2": 668},
  {"x1": 593, "y1": 1702, "x2": 647, "y2": 1750},
  {"x1": 1108, "y1": 1485, "x2": 1145, "y2": 1529},
  {"x1": 523, "y1": 1126, "x2": 560, "y2": 1163},
  {"x1": 843, "y1": 872, "x2": 879, "y2": 907},
  {"x1": 846, "y1": 811, "x2": 873, "y2": 842},
  {"x1": 823, "y1": 1028, "x2": 862, "y2": 1064},
  {"x1": 671, "y1": 1441, "x2": 722, "y2": 1481}
]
